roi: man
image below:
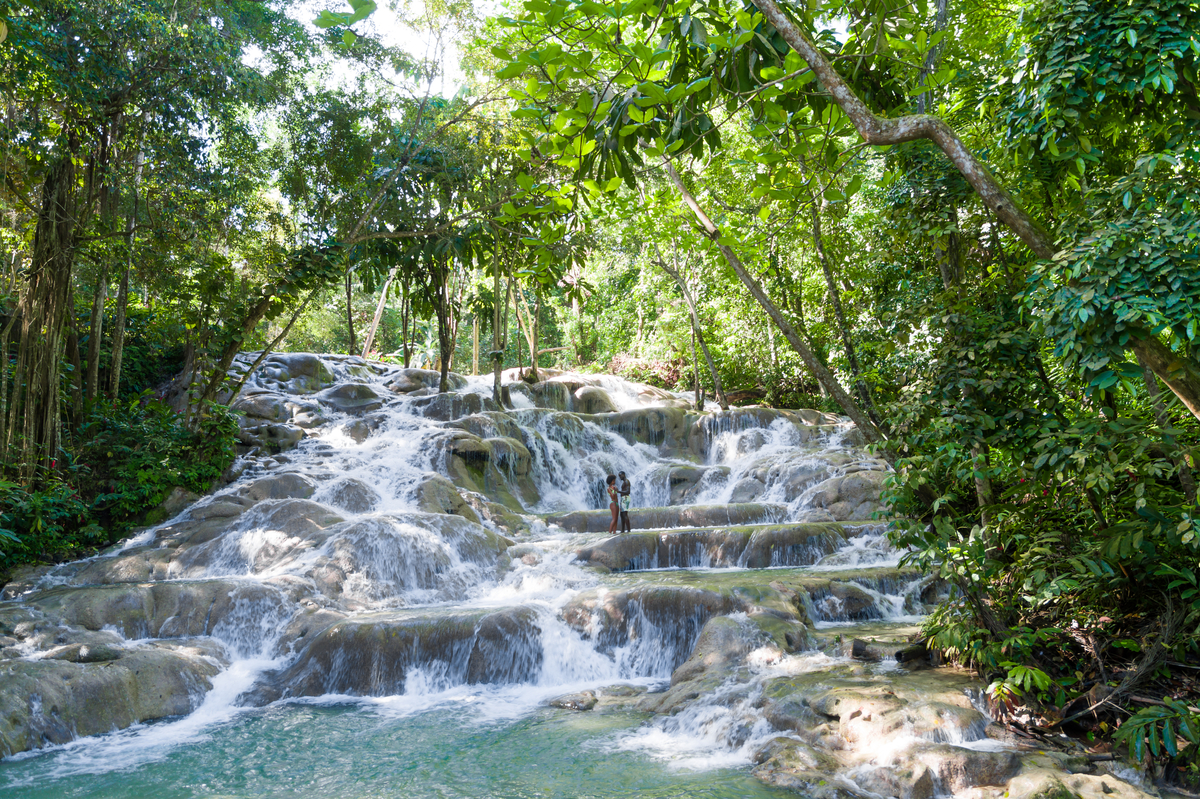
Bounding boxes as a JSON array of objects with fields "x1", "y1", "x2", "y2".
[{"x1": 618, "y1": 471, "x2": 633, "y2": 534}]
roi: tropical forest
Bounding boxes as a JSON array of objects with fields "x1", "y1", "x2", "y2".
[{"x1": 0, "y1": 0, "x2": 1198, "y2": 796}]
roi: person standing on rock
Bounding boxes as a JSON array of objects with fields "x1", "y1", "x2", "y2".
[
  {"x1": 606, "y1": 474, "x2": 619, "y2": 535},
  {"x1": 618, "y1": 471, "x2": 632, "y2": 534}
]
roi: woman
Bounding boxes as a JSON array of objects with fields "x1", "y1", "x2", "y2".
[{"x1": 605, "y1": 474, "x2": 619, "y2": 535}]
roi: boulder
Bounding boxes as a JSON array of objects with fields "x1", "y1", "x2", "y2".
[
  {"x1": 412, "y1": 474, "x2": 481, "y2": 524},
  {"x1": 237, "y1": 473, "x2": 318, "y2": 502},
  {"x1": 0, "y1": 640, "x2": 225, "y2": 757},
  {"x1": 838, "y1": 469, "x2": 889, "y2": 506},
  {"x1": 806, "y1": 469, "x2": 889, "y2": 521},
  {"x1": 669, "y1": 615, "x2": 764, "y2": 685},
  {"x1": 173, "y1": 500, "x2": 346, "y2": 576},
  {"x1": 597, "y1": 407, "x2": 690, "y2": 452},
  {"x1": 232, "y1": 392, "x2": 291, "y2": 422},
  {"x1": 318, "y1": 383, "x2": 386, "y2": 415},
  {"x1": 257, "y1": 606, "x2": 541, "y2": 699},
  {"x1": 573, "y1": 385, "x2": 617, "y2": 414},
  {"x1": 729, "y1": 477, "x2": 765, "y2": 503},
  {"x1": 549, "y1": 691, "x2": 598, "y2": 711},
  {"x1": 237, "y1": 420, "x2": 305, "y2": 452},
  {"x1": 309, "y1": 512, "x2": 511, "y2": 603},
  {"x1": 25, "y1": 580, "x2": 293, "y2": 644},
  {"x1": 248, "y1": 353, "x2": 336, "y2": 394},
  {"x1": 320, "y1": 478, "x2": 381, "y2": 514},
  {"x1": 574, "y1": 523, "x2": 846, "y2": 571},
  {"x1": 155, "y1": 487, "x2": 202, "y2": 519},
  {"x1": 740, "y1": 524, "x2": 846, "y2": 568},
  {"x1": 385, "y1": 368, "x2": 467, "y2": 394},
  {"x1": 1006, "y1": 767, "x2": 1157, "y2": 799},
  {"x1": 819, "y1": 582, "x2": 878, "y2": 620},
  {"x1": 562, "y1": 585, "x2": 749, "y2": 676},
  {"x1": 411, "y1": 392, "x2": 500, "y2": 422}
]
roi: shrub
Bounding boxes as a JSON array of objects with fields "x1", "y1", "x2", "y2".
[
  {"x1": 608, "y1": 354, "x2": 683, "y2": 389},
  {"x1": 0, "y1": 397, "x2": 238, "y2": 573}
]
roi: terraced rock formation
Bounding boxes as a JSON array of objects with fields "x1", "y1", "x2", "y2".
[{"x1": 0, "y1": 355, "x2": 1152, "y2": 799}]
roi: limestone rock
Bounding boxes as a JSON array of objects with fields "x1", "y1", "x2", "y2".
[
  {"x1": 549, "y1": 502, "x2": 784, "y2": 533},
  {"x1": 321, "y1": 478, "x2": 381, "y2": 514},
  {"x1": 573, "y1": 385, "x2": 617, "y2": 414},
  {"x1": 237, "y1": 419, "x2": 305, "y2": 453},
  {"x1": 252, "y1": 353, "x2": 336, "y2": 394},
  {"x1": 0, "y1": 640, "x2": 225, "y2": 757},
  {"x1": 237, "y1": 473, "x2": 318, "y2": 503},
  {"x1": 25, "y1": 580, "x2": 293, "y2": 643},
  {"x1": 319, "y1": 383, "x2": 386, "y2": 415},
  {"x1": 729, "y1": 477, "x2": 765, "y2": 503},
  {"x1": 411, "y1": 474, "x2": 481, "y2": 525},
  {"x1": 411, "y1": 392, "x2": 500, "y2": 422},
  {"x1": 258, "y1": 606, "x2": 541, "y2": 699},
  {"x1": 550, "y1": 691, "x2": 598, "y2": 711},
  {"x1": 806, "y1": 469, "x2": 890, "y2": 521},
  {"x1": 385, "y1": 368, "x2": 466, "y2": 394},
  {"x1": 232, "y1": 391, "x2": 291, "y2": 423}
]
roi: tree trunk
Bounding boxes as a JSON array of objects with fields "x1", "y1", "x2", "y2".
[
  {"x1": 7, "y1": 153, "x2": 77, "y2": 479},
  {"x1": 64, "y1": 308, "x2": 84, "y2": 424},
  {"x1": 1131, "y1": 337, "x2": 1200, "y2": 423},
  {"x1": 915, "y1": 0, "x2": 950, "y2": 114},
  {"x1": 435, "y1": 258, "x2": 455, "y2": 393},
  {"x1": 935, "y1": 222, "x2": 995, "y2": 521},
  {"x1": 751, "y1": 0, "x2": 1200, "y2": 422},
  {"x1": 85, "y1": 268, "x2": 107, "y2": 401},
  {"x1": 664, "y1": 163, "x2": 883, "y2": 443},
  {"x1": 750, "y1": 0, "x2": 1053, "y2": 259},
  {"x1": 108, "y1": 265, "x2": 130, "y2": 399},
  {"x1": 654, "y1": 252, "x2": 727, "y2": 409},
  {"x1": 531, "y1": 289, "x2": 540, "y2": 382},
  {"x1": 361, "y1": 264, "x2": 398, "y2": 357},
  {"x1": 472, "y1": 316, "x2": 479, "y2": 375},
  {"x1": 108, "y1": 136, "x2": 145, "y2": 400},
  {"x1": 344, "y1": 268, "x2": 356, "y2": 356},
  {"x1": 491, "y1": 256, "x2": 509, "y2": 406},
  {"x1": 513, "y1": 284, "x2": 540, "y2": 382},
  {"x1": 401, "y1": 279, "x2": 412, "y2": 368},
  {"x1": 1139, "y1": 353, "x2": 1198, "y2": 503},
  {"x1": 811, "y1": 200, "x2": 880, "y2": 426}
]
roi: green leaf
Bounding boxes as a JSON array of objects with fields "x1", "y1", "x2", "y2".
[
  {"x1": 348, "y1": 1, "x2": 376, "y2": 23},
  {"x1": 314, "y1": 10, "x2": 347, "y2": 28},
  {"x1": 497, "y1": 62, "x2": 526, "y2": 79}
]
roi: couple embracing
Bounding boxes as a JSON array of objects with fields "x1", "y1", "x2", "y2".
[{"x1": 606, "y1": 471, "x2": 633, "y2": 535}]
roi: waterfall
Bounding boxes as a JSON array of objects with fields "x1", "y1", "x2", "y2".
[{"x1": 3, "y1": 354, "x2": 967, "y2": 794}]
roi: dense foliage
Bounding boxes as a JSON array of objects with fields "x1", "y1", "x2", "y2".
[{"x1": 0, "y1": 399, "x2": 237, "y2": 570}]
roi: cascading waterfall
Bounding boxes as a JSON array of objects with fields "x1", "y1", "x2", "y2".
[{"x1": 2, "y1": 356, "x2": 1023, "y2": 799}]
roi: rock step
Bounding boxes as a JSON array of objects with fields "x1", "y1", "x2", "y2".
[
  {"x1": 546, "y1": 502, "x2": 787, "y2": 532},
  {"x1": 596, "y1": 566, "x2": 941, "y2": 624},
  {"x1": 575, "y1": 523, "x2": 865, "y2": 571},
  {"x1": 248, "y1": 605, "x2": 545, "y2": 703}
]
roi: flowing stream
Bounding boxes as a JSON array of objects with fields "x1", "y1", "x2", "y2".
[{"x1": 0, "y1": 355, "x2": 974, "y2": 798}]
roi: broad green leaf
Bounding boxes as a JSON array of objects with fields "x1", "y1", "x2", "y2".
[{"x1": 497, "y1": 62, "x2": 526, "y2": 80}]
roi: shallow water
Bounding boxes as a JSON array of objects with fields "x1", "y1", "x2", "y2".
[{"x1": 0, "y1": 702, "x2": 793, "y2": 799}]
